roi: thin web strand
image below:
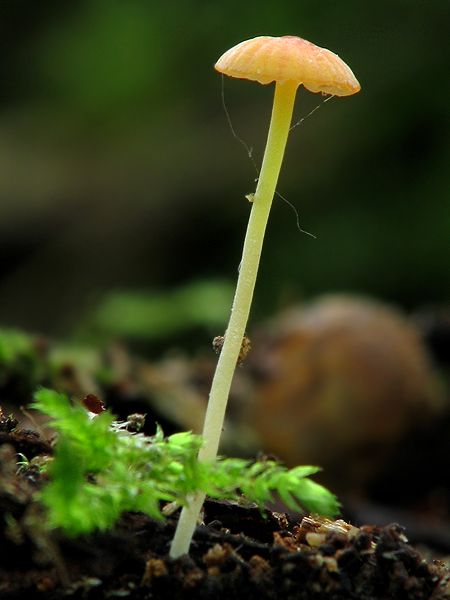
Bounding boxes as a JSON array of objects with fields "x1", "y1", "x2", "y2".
[
  {"x1": 222, "y1": 77, "x2": 332, "y2": 239},
  {"x1": 275, "y1": 190, "x2": 316, "y2": 239},
  {"x1": 283, "y1": 94, "x2": 333, "y2": 237},
  {"x1": 290, "y1": 94, "x2": 334, "y2": 130},
  {"x1": 221, "y1": 75, "x2": 259, "y2": 174}
]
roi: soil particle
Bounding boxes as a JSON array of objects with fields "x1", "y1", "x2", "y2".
[{"x1": 0, "y1": 409, "x2": 53, "y2": 459}]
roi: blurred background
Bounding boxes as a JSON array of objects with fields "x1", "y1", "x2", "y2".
[
  {"x1": 1, "y1": 0, "x2": 449, "y2": 344},
  {"x1": 1, "y1": 0, "x2": 450, "y2": 535}
]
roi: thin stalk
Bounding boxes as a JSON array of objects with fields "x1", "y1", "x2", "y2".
[{"x1": 170, "y1": 80, "x2": 298, "y2": 558}]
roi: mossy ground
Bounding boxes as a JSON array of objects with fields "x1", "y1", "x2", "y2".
[
  {"x1": 1, "y1": 408, "x2": 450, "y2": 600},
  {"x1": 1, "y1": 325, "x2": 450, "y2": 599}
]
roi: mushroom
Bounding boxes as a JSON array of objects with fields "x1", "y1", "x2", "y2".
[{"x1": 170, "y1": 35, "x2": 360, "y2": 558}]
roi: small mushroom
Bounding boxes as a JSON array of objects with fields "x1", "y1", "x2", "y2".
[
  {"x1": 215, "y1": 36, "x2": 360, "y2": 95},
  {"x1": 170, "y1": 36, "x2": 360, "y2": 559}
]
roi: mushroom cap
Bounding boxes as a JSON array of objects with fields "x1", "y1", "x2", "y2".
[{"x1": 215, "y1": 36, "x2": 360, "y2": 97}]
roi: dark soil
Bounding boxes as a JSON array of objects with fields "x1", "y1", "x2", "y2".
[{"x1": 1, "y1": 411, "x2": 450, "y2": 600}]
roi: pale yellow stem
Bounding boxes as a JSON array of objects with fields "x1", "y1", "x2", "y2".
[{"x1": 170, "y1": 80, "x2": 298, "y2": 558}]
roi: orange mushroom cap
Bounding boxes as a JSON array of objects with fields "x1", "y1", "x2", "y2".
[{"x1": 215, "y1": 36, "x2": 360, "y2": 97}]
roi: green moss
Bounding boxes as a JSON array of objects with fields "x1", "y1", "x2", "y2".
[
  {"x1": 32, "y1": 387, "x2": 340, "y2": 537},
  {"x1": 0, "y1": 328, "x2": 44, "y2": 390}
]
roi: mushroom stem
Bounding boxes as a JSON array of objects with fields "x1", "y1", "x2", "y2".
[
  {"x1": 200, "y1": 79, "x2": 298, "y2": 461},
  {"x1": 170, "y1": 80, "x2": 298, "y2": 558}
]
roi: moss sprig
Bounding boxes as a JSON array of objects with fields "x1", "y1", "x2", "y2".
[{"x1": 32, "y1": 387, "x2": 339, "y2": 537}]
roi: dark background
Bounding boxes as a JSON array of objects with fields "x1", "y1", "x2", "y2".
[{"x1": 1, "y1": 0, "x2": 449, "y2": 352}]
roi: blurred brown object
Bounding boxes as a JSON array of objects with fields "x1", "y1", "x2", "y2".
[{"x1": 244, "y1": 296, "x2": 447, "y2": 495}]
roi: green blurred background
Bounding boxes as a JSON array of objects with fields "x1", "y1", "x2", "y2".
[{"x1": 0, "y1": 0, "x2": 449, "y2": 353}]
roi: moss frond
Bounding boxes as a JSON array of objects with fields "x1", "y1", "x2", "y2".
[{"x1": 33, "y1": 387, "x2": 340, "y2": 536}]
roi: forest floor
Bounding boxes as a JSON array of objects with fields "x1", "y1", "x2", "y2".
[{"x1": 1, "y1": 409, "x2": 450, "y2": 600}]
